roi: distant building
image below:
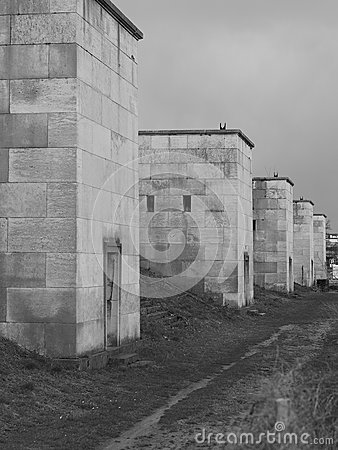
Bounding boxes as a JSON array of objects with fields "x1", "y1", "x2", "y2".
[{"x1": 326, "y1": 233, "x2": 338, "y2": 279}]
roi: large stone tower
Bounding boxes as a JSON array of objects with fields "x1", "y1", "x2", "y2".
[
  {"x1": 253, "y1": 177, "x2": 294, "y2": 293},
  {"x1": 139, "y1": 129, "x2": 255, "y2": 308},
  {"x1": 0, "y1": 0, "x2": 142, "y2": 358},
  {"x1": 293, "y1": 199, "x2": 314, "y2": 287},
  {"x1": 313, "y1": 214, "x2": 327, "y2": 282}
]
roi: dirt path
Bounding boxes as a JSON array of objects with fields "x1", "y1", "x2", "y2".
[
  {"x1": 1, "y1": 291, "x2": 337, "y2": 450},
  {"x1": 102, "y1": 292, "x2": 338, "y2": 450}
]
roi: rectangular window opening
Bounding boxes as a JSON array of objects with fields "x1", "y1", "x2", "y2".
[
  {"x1": 147, "y1": 195, "x2": 154, "y2": 212},
  {"x1": 183, "y1": 195, "x2": 191, "y2": 212}
]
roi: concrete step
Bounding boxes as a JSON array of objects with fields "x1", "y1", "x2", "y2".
[
  {"x1": 51, "y1": 343, "x2": 137, "y2": 371},
  {"x1": 110, "y1": 353, "x2": 139, "y2": 366},
  {"x1": 106, "y1": 343, "x2": 136, "y2": 357}
]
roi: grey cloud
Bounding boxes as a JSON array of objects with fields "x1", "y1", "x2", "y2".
[{"x1": 114, "y1": 0, "x2": 338, "y2": 229}]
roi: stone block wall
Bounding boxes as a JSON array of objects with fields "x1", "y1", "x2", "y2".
[
  {"x1": 293, "y1": 200, "x2": 314, "y2": 287},
  {"x1": 0, "y1": 0, "x2": 142, "y2": 357},
  {"x1": 139, "y1": 130, "x2": 254, "y2": 308},
  {"x1": 253, "y1": 177, "x2": 294, "y2": 292},
  {"x1": 313, "y1": 214, "x2": 327, "y2": 281}
]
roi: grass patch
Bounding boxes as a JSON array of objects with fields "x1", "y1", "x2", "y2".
[
  {"x1": 228, "y1": 322, "x2": 338, "y2": 448},
  {"x1": 0, "y1": 289, "x2": 336, "y2": 449}
]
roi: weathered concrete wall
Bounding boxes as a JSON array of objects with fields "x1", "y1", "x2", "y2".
[
  {"x1": 75, "y1": 0, "x2": 141, "y2": 354},
  {"x1": 139, "y1": 130, "x2": 254, "y2": 308},
  {"x1": 0, "y1": 0, "x2": 142, "y2": 357},
  {"x1": 293, "y1": 200, "x2": 314, "y2": 287},
  {"x1": 313, "y1": 214, "x2": 327, "y2": 281},
  {"x1": 253, "y1": 177, "x2": 294, "y2": 292}
]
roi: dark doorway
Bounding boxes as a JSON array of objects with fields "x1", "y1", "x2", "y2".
[
  {"x1": 104, "y1": 242, "x2": 122, "y2": 348},
  {"x1": 289, "y1": 257, "x2": 293, "y2": 292},
  {"x1": 244, "y1": 252, "x2": 250, "y2": 305}
]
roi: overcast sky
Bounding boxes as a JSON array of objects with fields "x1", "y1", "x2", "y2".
[{"x1": 114, "y1": 0, "x2": 338, "y2": 231}]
